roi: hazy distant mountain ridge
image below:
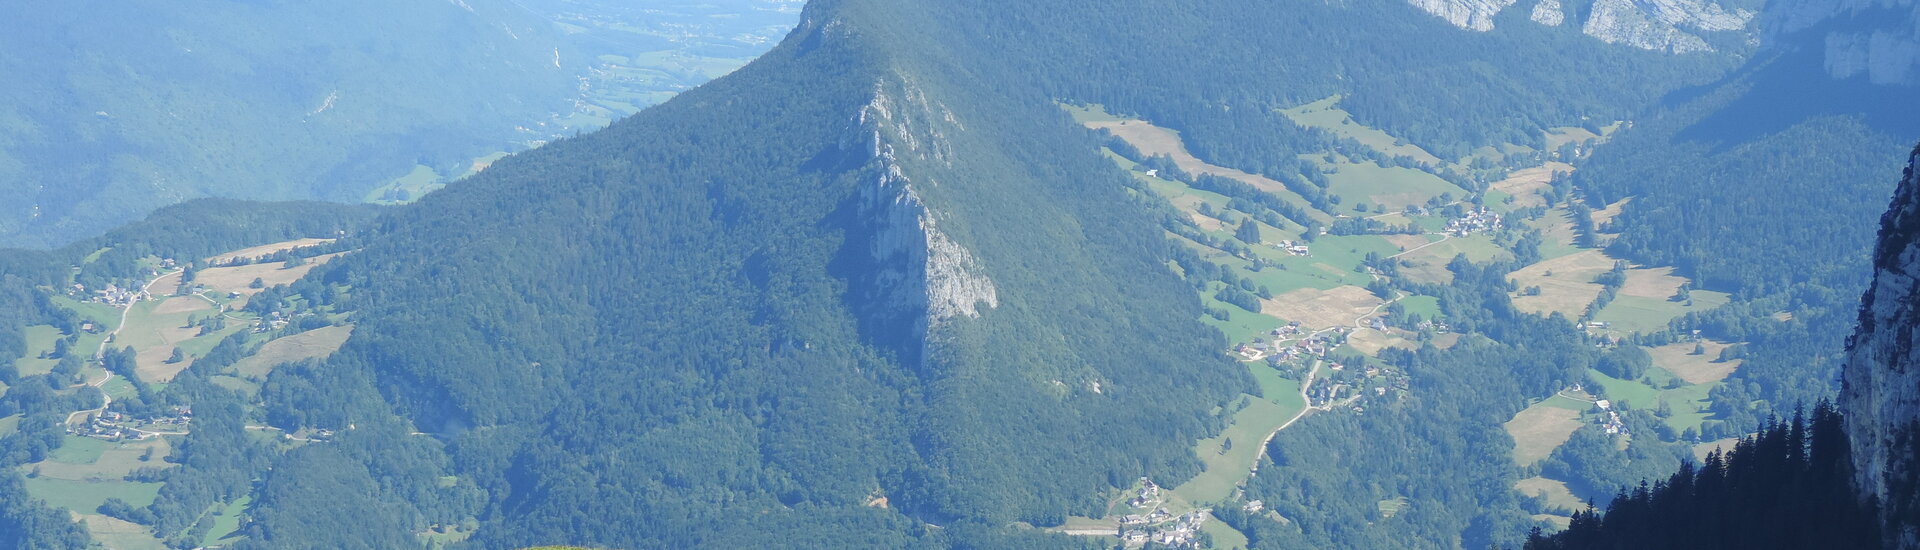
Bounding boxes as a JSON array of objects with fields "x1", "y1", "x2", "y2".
[{"x1": 0, "y1": 0, "x2": 576, "y2": 248}]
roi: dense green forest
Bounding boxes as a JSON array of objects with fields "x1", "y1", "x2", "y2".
[
  {"x1": 1522, "y1": 402, "x2": 1881, "y2": 549},
  {"x1": 1575, "y1": 29, "x2": 1920, "y2": 428},
  {"x1": 0, "y1": 0, "x2": 1908, "y2": 548},
  {"x1": 899, "y1": 0, "x2": 1741, "y2": 161}
]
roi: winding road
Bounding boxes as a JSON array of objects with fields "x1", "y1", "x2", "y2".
[{"x1": 63, "y1": 271, "x2": 175, "y2": 425}]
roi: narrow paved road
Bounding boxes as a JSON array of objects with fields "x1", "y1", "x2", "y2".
[{"x1": 64, "y1": 271, "x2": 174, "y2": 425}]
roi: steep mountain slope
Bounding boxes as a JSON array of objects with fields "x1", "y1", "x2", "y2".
[
  {"x1": 1571, "y1": 0, "x2": 1920, "y2": 434},
  {"x1": 241, "y1": 2, "x2": 1249, "y2": 547},
  {"x1": 1844, "y1": 146, "x2": 1920, "y2": 548},
  {"x1": 0, "y1": 0, "x2": 574, "y2": 248},
  {"x1": 206, "y1": 0, "x2": 1785, "y2": 547}
]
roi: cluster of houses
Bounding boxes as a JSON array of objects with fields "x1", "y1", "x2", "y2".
[
  {"x1": 71, "y1": 409, "x2": 191, "y2": 441},
  {"x1": 1120, "y1": 510, "x2": 1211, "y2": 548},
  {"x1": 77, "y1": 283, "x2": 150, "y2": 307},
  {"x1": 1271, "y1": 239, "x2": 1312, "y2": 256},
  {"x1": 253, "y1": 310, "x2": 292, "y2": 333},
  {"x1": 1236, "y1": 323, "x2": 1344, "y2": 363},
  {"x1": 1596, "y1": 399, "x2": 1628, "y2": 435},
  {"x1": 1445, "y1": 207, "x2": 1503, "y2": 236}
]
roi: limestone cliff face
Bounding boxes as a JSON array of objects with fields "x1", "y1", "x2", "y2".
[
  {"x1": 848, "y1": 78, "x2": 998, "y2": 366},
  {"x1": 1407, "y1": 0, "x2": 1517, "y2": 31},
  {"x1": 1843, "y1": 145, "x2": 1920, "y2": 549},
  {"x1": 1763, "y1": 0, "x2": 1920, "y2": 85},
  {"x1": 1581, "y1": 0, "x2": 1753, "y2": 52},
  {"x1": 1408, "y1": 0, "x2": 1753, "y2": 52}
]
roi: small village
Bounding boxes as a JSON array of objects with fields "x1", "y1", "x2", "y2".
[
  {"x1": 1444, "y1": 206, "x2": 1503, "y2": 236},
  {"x1": 70, "y1": 408, "x2": 192, "y2": 441},
  {"x1": 1112, "y1": 479, "x2": 1215, "y2": 548}
]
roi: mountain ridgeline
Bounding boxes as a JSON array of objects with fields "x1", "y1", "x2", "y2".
[
  {"x1": 179, "y1": 0, "x2": 1781, "y2": 547},
  {"x1": 248, "y1": 3, "x2": 1253, "y2": 547},
  {"x1": 8, "y1": 0, "x2": 1911, "y2": 548}
]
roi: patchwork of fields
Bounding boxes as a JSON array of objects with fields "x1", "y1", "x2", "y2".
[{"x1": 1065, "y1": 98, "x2": 1737, "y2": 542}]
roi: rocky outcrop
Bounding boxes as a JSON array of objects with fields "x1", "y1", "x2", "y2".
[
  {"x1": 1580, "y1": 0, "x2": 1753, "y2": 52},
  {"x1": 1762, "y1": 0, "x2": 1920, "y2": 85},
  {"x1": 1408, "y1": 0, "x2": 1752, "y2": 51},
  {"x1": 1530, "y1": 0, "x2": 1566, "y2": 27},
  {"x1": 848, "y1": 80, "x2": 998, "y2": 366},
  {"x1": 1843, "y1": 145, "x2": 1920, "y2": 549},
  {"x1": 1407, "y1": 0, "x2": 1516, "y2": 31}
]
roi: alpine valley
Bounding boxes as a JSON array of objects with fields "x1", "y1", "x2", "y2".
[{"x1": 0, "y1": 0, "x2": 1915, "y2": 549}]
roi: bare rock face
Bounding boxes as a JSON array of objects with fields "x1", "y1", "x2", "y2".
[
  {"x1": 1843, "y1": 145, "x2": 1920, "y2": 549},
  {"x1": 1407, "y1": 0, "x2": 1517, "y2": 31},
  {"x1": 1764, "y1": 0, "x2": 1920, "y2": 85},
  {"x1": 850, "y1": 78, "x2": 998, "y2": 366},
  {"x1": 1581, "y1": 0, "x2": 1753, "y2": 52},
  {"x1": 1531, "y1": 0, "x2": 1566, "y2": 27},
  {"x1": 1406, "y1": 0, "x2": 1751, "y2": 52}
]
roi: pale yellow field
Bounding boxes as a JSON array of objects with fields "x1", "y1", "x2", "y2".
[
  {"x1": 1262, "y1": 285, "x2": 1384, "y2": 330},
  {"x1": 79, "y1": 514, "x2": 167, "y2": 550},
  {"x1": 1509, "y1": 250, "x2": 1615, "y2": 317},
  {"x1": 205, "y1": 238, "x2": 335, "y2": 265},
  {"x1": 1087, "y1": 119, "x2": 1330, "y2": 223},
  {"x1": 1505, "y1": 405, "x2": 1583, "y2": 466},
  {"x1": 1590, "y1": 198, "x2": 1631, "y2": 227},
  {"x1": 150, "y1": 296, "x2": 210, "y2": 316},
  {"x1": 1489, "y1": 162, "x2": 1573, "y2": 208},
  {"x1": 1515, "y1": 476, "x2": 1586, "y2": 513},
  {"x1": 132, "y1": 324, "x2": 200, "y2": 384},
  {"x1": 230, "y1": 325, "x2": 355, "y2": 380},
  {"x1": 1648, "y1": 341, "x2": 1742, "y2": 385},
  {"x1": 1618, "y1": 265, "x2": 1688, "y2": 300},
  {"x1": 195, "y1": 252, "x2": 344, "y2": 298},
  {"x1": 1346, "y1": 328, "x2": 1415, "y2": 356}
]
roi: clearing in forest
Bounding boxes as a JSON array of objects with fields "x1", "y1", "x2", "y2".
[
  {"x1": 1515, "y1": 476, "x2": 1586, "y2": 514},
  {"x1": 194, "y1": 252, "x2": 344, "y2": 298},
  {"x1": 32, "y1": 437, "x2": 174, "y2": 482},
  {"x1": 1647, "y1": 341, "x2": 1742, "y2": 385},
  {"x1": 1345, "y1": 328, "x2": 1416, "y2": 356},
  {"x1": 1589, "y1": 198, "x2": 1630, "y2": 228},
  {"x1": 1616, "y1": 265, "x2": 1687, "y2": 300},
  {"x1": 205, "y1": 238, "x2": 334, "y2": 265},
  {"x1": 1262, "y1": 285, "x2": 1384, "y2": 330},
  {"x1": 1320, "y1": 161, "x2": 1467, "y2": 212},
  {"x1": 1280, "y1": 96, "x2": 1445, "y2": 166},
  {"x1": 1172, "y1": 394, "x2": 1302, "y2": 505},
  {"x1": 1506, "y1": 403, "x2": 1584, "y2": 466},
  {"x1": 1489, "y1": 162, "x2": 1573, "y2": 208},
  {"x1": 1693, "y1": 437, "x2": 1742, "y2": 462},
  {"x1": 230, "y1": 325, "x2": 355, "y2": 381},
  {"x1": 1590, "y1": 290, "x2": 1731, "y2": 335},
  {"x1": 80, "y1": 514, "x2": 168, "y2": 550},
  {"x1": 1079, "y1": 116, "x2": 1329, "y2": 224},
  {"x1": 1508, "y1": 250, "x2": 1614, "y2": 317},
  {"x1": 1396, "y1": 235, "x2": 1511, "y2": 285}
]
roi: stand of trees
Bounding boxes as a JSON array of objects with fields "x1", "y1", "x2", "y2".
[{"x1": 1524, "y1": 402, "x2": 1880, "y2": 549}]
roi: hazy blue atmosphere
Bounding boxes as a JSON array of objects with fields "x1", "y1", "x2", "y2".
[{"x1": 0, "y1": 1, "x2": 1914, "y2": 549}]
